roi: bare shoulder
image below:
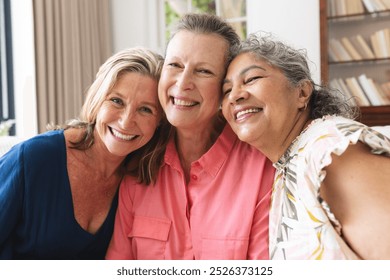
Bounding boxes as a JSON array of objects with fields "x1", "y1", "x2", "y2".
[
  {"x1": 324, "y1": 141, "x2": 390, "y2": 189},
  {"x1": 321, "y1": 141, "x2": 390, "y2": 259}
]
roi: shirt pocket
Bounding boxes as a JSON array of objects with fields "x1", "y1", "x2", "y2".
[
  {"x1": 129, "y1": 215, "x2": 171, "y2": 260},
  {"x1": 200, "y1": 237, "x2": 249, "y2": 260}
]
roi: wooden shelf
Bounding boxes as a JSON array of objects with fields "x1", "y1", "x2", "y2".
[
  {"x1": 327, "y1": 9, "x2": 390, "y2": 22},
  {"x1": 329, "y1": 57, "x2": 390, "y2": 66},
  {"x1": 320, "y1": 0, "x2": 390, "y2": 126},
  {"x1": 359, "y1": 105, "x2": 390, "y2": 126}
]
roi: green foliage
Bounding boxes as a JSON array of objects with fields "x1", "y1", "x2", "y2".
[
  {"x1": 165, "y1": 1, "x2": 180, "y2": 41},
  {"x1": 191, "y1": 0, "x2": 215, "y2": 14},
  {"x1": 0, "y1": 120, "x2": 15, "y2": 136},
  {"x1": 164, "y1": 0, "x2": 216, "y2": 41}
]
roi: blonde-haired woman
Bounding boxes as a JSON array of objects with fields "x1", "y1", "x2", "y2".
[{"x1": 0, "y1": 47, "x2": 168, "y2": 259}]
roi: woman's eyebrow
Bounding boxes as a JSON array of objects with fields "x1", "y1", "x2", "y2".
[
  {"x1": 223, "y1": 65, "x2": 266, "y2": 85},
  {"x1": 239, "y1": 65, "x2": 266, "y2": 75}
]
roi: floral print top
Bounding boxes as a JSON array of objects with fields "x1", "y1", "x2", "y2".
[{"x1": 269, "y1": 115, "x2": 390, "y2": 259}]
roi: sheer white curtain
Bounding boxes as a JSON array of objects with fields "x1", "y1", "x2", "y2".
[{"x1": 33, "y1": 0, "x2": 112, "y2": 132}]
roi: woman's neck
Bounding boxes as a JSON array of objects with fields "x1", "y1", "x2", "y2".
[
  {"x1": 175, "y1": 116, "x2": 225, "y2": 182},
  {"x1": 255, "y1": 114, "x2": 312, "y2": 163},
  {"x1": 65, "y1": 128, "x2": 124, "y2": 180}
]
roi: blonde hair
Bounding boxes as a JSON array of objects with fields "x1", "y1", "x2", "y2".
[
  {"x1": 80, "y1": 47, "x2": 164, "y2": 124},
  {"x1": 61, "y1": 47, "x2": 168, "y2": 184}
]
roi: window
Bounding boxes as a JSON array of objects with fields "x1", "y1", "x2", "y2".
[
  {"x1": 164, "y1": 0, "x2": 247, "y2": 41},
  {"x1": 0, "y1": 0, "x2": 15, "y2": 135}
]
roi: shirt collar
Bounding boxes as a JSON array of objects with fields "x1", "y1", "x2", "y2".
[{"x1": 164, "y1": 124, "x2": 237, "y2": 178}]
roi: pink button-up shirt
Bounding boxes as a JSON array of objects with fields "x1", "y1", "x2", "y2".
[{"x1": 106, "y1": 124, "x2": 275, "y2": 260}]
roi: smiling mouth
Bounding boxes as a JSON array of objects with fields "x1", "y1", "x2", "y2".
[
  {"x1": 110, "y1": 127, "x2": 139, "y2": 141},
  {"x1": 172, "y1": 97, "x2": 198, "y2": 107},
  {"x1": 235, "y1": 108, "x2": 262, "y2": 120}
]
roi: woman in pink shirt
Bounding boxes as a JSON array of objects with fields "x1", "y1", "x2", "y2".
[{"x1": 106, "y1": 13, "x2": 275, "y2": 260}]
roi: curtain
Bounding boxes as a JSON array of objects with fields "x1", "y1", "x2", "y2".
[{"x1": 33, "y1": 0, "x2": 112, "y2": 132}]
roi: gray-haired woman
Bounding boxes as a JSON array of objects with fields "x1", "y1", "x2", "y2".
[{"x1": 222, "y1": 33, "x2": 390, "y2": 259}]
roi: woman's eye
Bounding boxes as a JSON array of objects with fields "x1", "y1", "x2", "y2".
[
  {"x1": 139, "y1": 107, "x2": 153, "y2": 114},
  {"x1": 198, "y1": 69, "x2": 212, "y2": 74},
  {"x1": 168, "y1": 62, "x2": 180, "y2": 68},
  {"x1": 223, "y1": 88, "x2": 232, "y2": 96},
  {"x1": 110, "y1": 97, "x2": 123, "y2": 105},
  {"x1": 245, "y1": 76, "x2": 261, "y2": 84}
]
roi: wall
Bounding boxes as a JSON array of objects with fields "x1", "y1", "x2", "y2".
[
  {"x1": 247, "y1": 0, "x2": 321, "y2": 83},
  {"x1": 11, "y1": 0, "x2": 321, "y2": 138},
  {"x1": 110, "y1": 0, "x2": 164, "y2": 55},
  {"x1": 110, "y1": 0, "x2": 321, "y2": 81}
]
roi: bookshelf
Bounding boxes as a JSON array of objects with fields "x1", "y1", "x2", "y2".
[{"x1": 320, "y1": 0, "x2": 390, "y2": 126}]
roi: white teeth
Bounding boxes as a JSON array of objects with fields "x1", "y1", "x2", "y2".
[
  {"x1": 173, "y1": 98, "x2": 197, "y2": 107},
  {"x1": 236, "y1": 108, "x2": 261, "y2": 119},
  {"x1": 112, "y1": 129, "x2": 137, "y2": 141}
]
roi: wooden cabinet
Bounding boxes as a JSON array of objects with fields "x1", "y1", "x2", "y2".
[{"x1": 320, "y1": 0, "x2": 390, "y2": 126}]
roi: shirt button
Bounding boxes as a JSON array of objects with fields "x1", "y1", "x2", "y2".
[{"x1": 191, "y1": 174, "x2": 198, "y2": 180}]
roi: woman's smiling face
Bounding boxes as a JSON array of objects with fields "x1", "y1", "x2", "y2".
[
  {"x1": 95, "y1": 72, "x2": 161, "y2": 158},
  {"x1": 222, "y1": 52, "x2": 303, "y2": 149},
  {"x1": 158, "y1": 30, "x2": 228, "y2": 130}
]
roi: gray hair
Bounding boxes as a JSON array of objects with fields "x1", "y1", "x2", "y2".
[
  {"x1": 236, "y1": 33, "x2": 359, "y2": 120},
  {"x1": 168, "y1": 13, "x2": 240, "y2": 68}
]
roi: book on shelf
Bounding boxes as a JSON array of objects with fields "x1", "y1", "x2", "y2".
[
  {"x1": 330, "y1": 78, "x2": 358, "y2": 106},
  {"x1": 367, "y1": 78, "x2": 390, "y2": 104},
  {"x1": 345, "y1": 77, "x2": 371, "y2": 106},
  {"x1": 357, "y1": 74, "x2": 384, "y2": 105},
  {"x1": 335, "y1": 0, "x2": 347, "y2": 16},
  {"x1": 348, "y1": 0, "x2": 365, "y2": 14},
  {"x1": 329, "y1": 38, "x2": 352, "y2": 61},
  {"x1": 381, "y1": 0, "x2": 390, "y2": 10},
  {"x1": 328, "y1": 46, "x2": 339, "y2": 62},
  {"x1": 362, "y1": 0, "x2": 377, "y2": 12},
  {"x1": 370, "y1": 0, "x2": 388, "y2": 11},
  {"x1": 328, "y1": 0, "x2": 366, "y2": 16},
  {"x1": 370, "y1": 28, "x2": 390, "y2": 58},
  {"x1": 362, "y1": 0, "x2": 390, "y2": 12},
  {"x1": 331, "y1": 76, "x2": 390, "y2": 106},
  {"x1": 328, "y1": 0, "x2": 337, "y2": 17},
  {"x1": 371, "y1": 33, "x2": 382, "y2": 58},
  {"x1": 380, "y1": 81, "x2": 390, "y2": 99},
  {"x1": 374, "y1": 81, "x2": 390, "y2": 104},
  {"x1": 349, "y1": 35, "x2": 376, "y2": 59},
  {"x1": 328, "y1": 39, "x2": 341, "y2": 61},
  {"x1": 378, "y1": 28, "x2": 390, "y2": 57},
  {"x1": 383, "y1": 82, "x2": 390, "y2": 93},
  {"x1": 341, "y1": 37, "x2": 363, "y2": 60}
]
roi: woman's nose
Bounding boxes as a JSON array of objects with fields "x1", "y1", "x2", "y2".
[
  {"x1": 176, "y1": 70, "x2": 194, "y2": 91},
  {"x1": 118, "y1": 107, "x2": 136, "y2": 129},
  {"x1": 228, "y1": 86, "x2": 247, "y2": 104}
]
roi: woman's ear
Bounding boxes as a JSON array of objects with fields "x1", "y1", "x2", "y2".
[{"x1": 298, "y1": 80, "x2": 313, "y2": 110}]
